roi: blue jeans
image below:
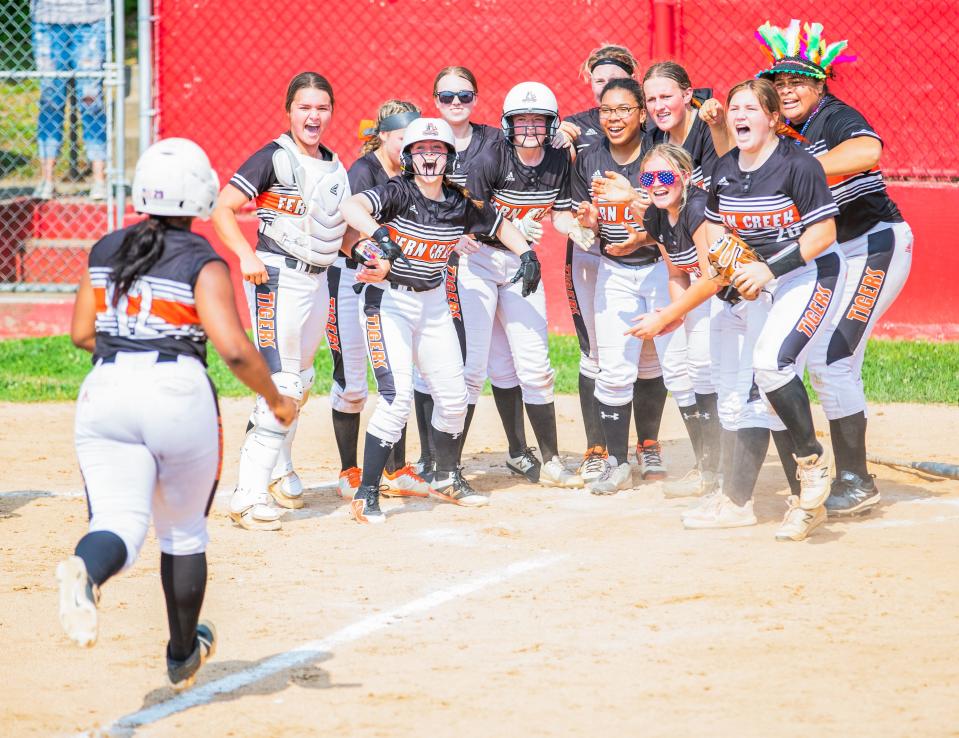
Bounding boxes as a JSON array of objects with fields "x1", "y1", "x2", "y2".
[{"x1": 34, "y1": 20, "x2": 107, "y2": 162}]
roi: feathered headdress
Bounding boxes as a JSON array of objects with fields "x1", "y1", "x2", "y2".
[{"x1": 755, "y1": 19, "x2": 854, "y2": 80}]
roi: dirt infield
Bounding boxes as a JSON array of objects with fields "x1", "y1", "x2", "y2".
[{"x1": 2, "y1": 396, "x2": 958, "y2": 737}]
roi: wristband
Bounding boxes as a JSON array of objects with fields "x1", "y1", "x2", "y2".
[
  {"x1": 767, "y1": 243, "x2": 805, "y2": 278},
  {"x1": 372, "y1": 226, "x2": 392, "y2": 243}
]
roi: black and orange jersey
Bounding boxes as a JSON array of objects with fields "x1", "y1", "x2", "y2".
[
  {"x1": 643, "y1": 112, "x2": 719, "y2": 189},
  {"x1": 467, "y1": 138, "x2": 571, "y2": 249},
  {"x1": 564, "y1": 107, "x2": 604, "y2": 154},
  {"x1": 643, "y1": 185, "x2": 708, "y2": 274},
  {"x1": 786, "y1": 95, "x2": 902, "y2": 243},
  {"x1": 447, "y1": 123, "x2": 499, "y2": 187},
  {"x1": 89, "y1": 226, "x2": 225, "y2": 365},
  {"x1": 348, "y1": 151, "x2": 388, "y2": 193},
  {"x1": 360, "y1": 177, "x2": 502, "y2": 291},
  {"x1": 571, "y1": 138, "x2": 660, "y2": 266},
  {"x1": 228, "y1": 132, "x2": 335, "y2": 257},
  {"x1": 706, "y1": 138, "x2": 839, "y2": 261}
]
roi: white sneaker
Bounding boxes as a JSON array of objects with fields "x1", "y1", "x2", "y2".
[
  {"x1": 337, "y1": 467, "x2": 361, "y2": 500},
  {"x1": 587, "y1": 458, "x2": 633, "y2": 495},
  {"x1": 637, "y1": 440, "x2": 668, "y2": 480},
  {"x1": 680, "y1": 488, "x2": 724, "y2": 522},
  {"x1": 382, "y1": 464, "x2": 431, "y2": 498},
  {"x1": 540, "y1": 456, "x2": 583, "y2": 488},
  {"x1": 775, "y1": 495, "x2": 827, "y2": 541},
  {"x1": 229, "y1": 489, "x2": 282, "y2": 531},
  {"x1": 683, "y1": 495, "x2": 756, "y2": 529},
  {"x1": 578, "y1": 447, "x2": 608, "y2": 484},
  {"x1": 795, "y1": 447, "x2": 831, "y2": 509},
  {"x1": 269, "y1": 471, "x2": 304, "y2": 509},
  {"x1": 33, "y1": 179, "x2": 55, "y2": 200},
  {"x1": 663, "y1": 468, "x2": 702, "y2": 498},
  {"x1": 56, "y1": 556, "x2": 99, "y2": 647}
]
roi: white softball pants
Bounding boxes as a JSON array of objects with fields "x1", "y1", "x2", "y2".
[
  {"x1": 75, "y1": 353, "x2": 220, "y2": 570},
  {"x1": 808, "y1": 221, "x2": 913, "y2": 419},
  {"x1": 362, "y1": 283, "x2": 468, "y2": 443},
  {"x1": 326, "y1": 256, "x2": 369, "y2": 413},
  {"x1": 593, "y1": 257, "x2": 695, "y2": 407}
]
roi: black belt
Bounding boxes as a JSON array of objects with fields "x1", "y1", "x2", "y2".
[
  {"x1": 344, "y1": 257, "x2": 359, "y2": 270},
  {"x1": 615, "y1": 255, "x2": 663, "y2": 268},
  {"x1": 284, "y1": 256, "x2": 326, "y2": 275},
  {"x1": 390, "y1": 281, "x2": 433, "y2": 293},
  {"x1": 100, "y1": 351, "x2": 180, "y2": 364}
]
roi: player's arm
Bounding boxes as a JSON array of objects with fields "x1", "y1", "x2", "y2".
[
  {"x1": 194, "y1": 260, "x2": 295, "y2": 425},
  {"x1": 211, "y1": 184, "x2": 268, "y2": 285},
  {"x1": 70, "y1": 270, "x2": 96, "y2": 353},
  {"x1": 339, "y1": 193, "x2": 399, "y2": 283},
  {"x1": 699, "y1": 98, "x2": 735, "y2": 157},
  {"x1": 815, "y1": 137, "x2": 882, "y2": 177}
]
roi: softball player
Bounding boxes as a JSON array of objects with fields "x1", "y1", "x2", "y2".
[
  {"x1": 340, "y1": 118, "x2": 541, "y2": 523},
  {"x1": 594, "y1": 142, "x2": 723, "y2": 498},
  {"x1": 633, "y1": 79, "x2": 845, "y2": 541},
  {"x1": 570, "y1": 78, "x2": 695, "y2": 495},
  {"x1": 755, "y1": 20, "x2": 913, "y2": 516},
  {"x1": 212, "y1": 72, "x2": 350, "y2": 530},
  {"x1": 411, "y1": 65, "x2": 501, "y2": 476},
  {"x1": 58, "y1": 139, "x2": 296, "y2": 690},
  {"x1": 556, "y1": 44, "x2": 670, "y2": 482},
  {"x1": 331, "y1": 99, "x2": 430, "y2": 501},
  {"x1": 459, "y1": 81, "x2": 581, "y2": 487}
]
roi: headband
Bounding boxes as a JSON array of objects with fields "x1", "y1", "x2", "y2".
[
  {"x1": 590, "y1": 57, "x2": 634, "y2": 75},
  {"x1": 754, "y1": 19, "x2": 853, "y2": 80},
  {"x1": 379, "y1": 111, "x2": 421, "y2": 132}
]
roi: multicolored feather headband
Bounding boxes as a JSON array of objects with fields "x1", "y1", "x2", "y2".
[{"x1": 755, "y1": 19, "x2": 855, "y2": 80}]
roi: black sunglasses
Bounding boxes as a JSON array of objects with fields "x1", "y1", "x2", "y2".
[{"x1": 435, "y1": 90, "x2": 476, "y2": 104}]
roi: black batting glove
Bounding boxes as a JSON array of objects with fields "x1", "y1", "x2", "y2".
[
  {"x1": 372, "y1": 226, "x2": 411, "y2": 268},
  {"x1": 510, "y1": 249, "x2": 541, "y2": 297}
]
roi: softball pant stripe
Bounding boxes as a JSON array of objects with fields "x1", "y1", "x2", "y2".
[{"x1": 327, "y1": 258, "x2": 369, "y2": 413}]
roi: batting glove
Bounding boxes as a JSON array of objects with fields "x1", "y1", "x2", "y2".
[
  {"x1": 510, "y1": 249, "x2": 541, "y2": 297},
  {"x1": 513, "y1": 213, "x2": 544, "y2": 244},
  {"x1": 568, "y1": 223, "x2": 596, "y2": 251}
]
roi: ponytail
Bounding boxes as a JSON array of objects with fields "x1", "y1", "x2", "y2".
[
  {"x1": 110, "y1": 217, "x2": 168, "y2": 305},
  {"x1": 443, "y1": 177, "x2": 485, "y2": 210}
]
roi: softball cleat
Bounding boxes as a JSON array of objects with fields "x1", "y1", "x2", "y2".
[
  {"x1": 168, "y1": 621, "x2": 217, "y2": 692},
  {"x1": 775, "y1": 495, "x2": 826, "y2": 541},
  {"x1": 794, "y1": 447, "x2": 832, "y2": 509},
  {"x1": 382, "y1": 465, "x2": 431, "y2": 498},
  {"x1": 56, "y1": 555, "x2": 100, "y2": 648},
  {"x1": 350, "y1": 485, "x2": 386, "y2": 524},
  {"x1": 337, "y1": 467, "x2": 362, "y2": 501},
  {"x1": 228, "y1": 492, "x2": 282, "y2": 531},
  {"x1": 540, "y1": 456, "x2": 583, "y2": 488},
  {"x1": 426, "y1": 469, "x2": 489, "y2": 507},
  {"x1": 269, "y1": 471, "x2": 305, "y2": 509},
  {"x1": 587, "y1": 458, "x2": 633, "y2": 495}
]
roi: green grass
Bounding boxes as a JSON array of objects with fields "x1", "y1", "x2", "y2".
[{"x1": 0, "y1": 334, "x2": 956, "y2": 404}]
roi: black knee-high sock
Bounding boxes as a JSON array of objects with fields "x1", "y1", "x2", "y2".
[
  {"x1": 678, "y1": 403, "x2": 703, "y2": 467},
  {"x1": 432, "y1": 426, "x2": 460, "y2": 475},
  {"x1": 720, "y1": 428, "x2": 737, "y2": 483},
  {"x1": 492, "y1": 385, "x2": 527, "y2": 456},
  {"x1": 696, "y1": 392, "x2": 721, "y2": 475},
  {"x1": 161, "y1": 552, "x2": 207, "y2": 663},
  {"x1": 771, "y1": 429, "x2": 801, "y2": 496},
  {"x1": 331, "y1": 409, "x2": 360, "y2": 471},
  {"x1": 75, "y1": 530, "x2": 127, "y2": 587},
  {"x1": 830, "y1": 412, "x2": 869, "y2": 479},
  {"x1": 724, "y1": 427, "x2": 770, "y2": 506},
  {"x1": 456, "y1": 403, "x2": 477, "y2": 462},
  {"x1": 525, "y1": 402, "x2": 559, "y2": 461},
  {"x1": 413, "y1": 391, "x2": 435, "y2": 464},
  {"x1": 385, "y1": 426, "x2": 407, "y2": 474},
  {"x1": 764, "y1": 376, "x2": 822, "y2": 458},
  {"x1": 578, "y1": 374, "x2": 604, "y2": 449},
  {"x1": 598, "y1": 401, "x2": 632, "y2": 464},
  {"x1": 633, "y1": 376, "x2": 668, "y2": 444},
  {"x1": 360, "y1": 432, "x2": 394, "y2": 487}
]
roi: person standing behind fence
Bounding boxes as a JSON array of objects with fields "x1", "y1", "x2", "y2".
[
  {"x1": 213, "y1": 72, "x2": 349, "y2": 531},
  {"x1": 331, "y1": 99, "x2": 431, "y2": 502},
  {"x1": 31, "y1": 0, "x2": 108, "y2": 200},
  {"x1": 59, "y1": 138, "x2": 296, "y2": 690}
]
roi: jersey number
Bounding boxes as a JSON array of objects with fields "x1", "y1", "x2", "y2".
[
  {"x1": 777, "y1": 224, "x2": 803, "y2": 241},
  {"x1": 105, "y1": 281, "x2": 158, "y2": 337}
]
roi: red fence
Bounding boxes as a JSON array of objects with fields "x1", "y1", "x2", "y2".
[{"x1": 153, "y1": 0, "x2": 959, "y2": 339}]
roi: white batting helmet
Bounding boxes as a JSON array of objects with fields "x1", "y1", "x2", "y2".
[
  {"x1": 132, "y1": 138, "x2": 219, "y2": 218},
  {"x1": 501, "y1": 82, "x2": 560, "y2": 143},
  {"x1": 400, "y1": 118, "x2": 457, "y2": 175}
]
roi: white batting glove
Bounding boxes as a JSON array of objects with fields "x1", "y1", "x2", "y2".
[
  {"x1": 568, "y1": 223, "x2": 596, "y2": 251},
  {"x1": 551, "y1": 129, "x2": 573, "y2": 149},
  {"x1": 513, "y1": 213, "x2": 544, "y2": 244}
]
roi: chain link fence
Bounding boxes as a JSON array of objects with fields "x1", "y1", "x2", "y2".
[{"x1": 1, "y1": 0, "x2": 955, "y2": 294}]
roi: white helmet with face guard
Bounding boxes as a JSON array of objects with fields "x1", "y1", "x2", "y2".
[
  {"x1": 501, "y1": 82, "x2": 560, "y2": 145},
  {"x1": 400, "y1": 117, "x2": 457, "y2": 176}
]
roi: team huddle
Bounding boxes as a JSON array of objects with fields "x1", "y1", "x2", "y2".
[{"x1": 55, "y1": 19, "x2": 912, "y2": 691}]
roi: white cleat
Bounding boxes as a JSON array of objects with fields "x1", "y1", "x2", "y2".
[
  {"x1": 229, "y1": 490, "x2": 283, "y2": 531},
  {"x1": 337, "y1": 467, "x2": 361, "y2": 501},
  {"x1": 680, "y1": 488, "x2": 724, "y2": 522},
  {"x1": 578, "y1": 447, "x2": 608, "y2": 484},
  {"x1": 382, "y1": 464, "x2": 431, "y2": 498},
  {"x1": 587, "y1": 458, "x2": 634, "y2": 496},
  {"x1": 795, "y1": 447, "x2": 832, "y2": 510},
  {"x1": 56, "y1": 556, "x2": 99, "y2": 648},
  {"x1": 540, "y1": 456, "x2": 583, "y2": 488},
  {"x1": 683, "y1": 495, "x2": 757, "y2": 529},
  {"x1": 775, "y1": 495, "x2": 827, "y2": 541},
  {"x1": 269, "y1": 471, "x2": 305, "y2": 509}
]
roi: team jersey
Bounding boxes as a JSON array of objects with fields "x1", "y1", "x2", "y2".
[
  {"x1": 360, "y1": 177, "x2": 502, "y2": 291},
  {"x1": 348, "y1": 150, "x2": 389, "y2": 193},
  {"x1": 228, "y1": 132, "x2": 335, "y2": 257},
  {"x1": 448, "y1": 123, "x2": 499, "y2": 187},
  {"x1": 643, "y1": 112, "x2": 719, "y2": 188},
  {"x1": 706, "y1": 137, "x2": 839, "y2": 262},
  {"x1": 88, "y1": 226, "x2": 224, "y2": 365},
  {"x1": 643, "y1": 185, "x2": 708, "y2": 274},
  {"x1": 786, "y1": 95, "x2": 902, "y2": 243},
  {"x1": 571, "y1": 138, "x2": 660, "y2": 266},
  {"x1": 467, "y1": 138, "x2": 572, "y2": 249},
  {"x1": 564, "y1": 107, "x2": 604, "y2": 154}
]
